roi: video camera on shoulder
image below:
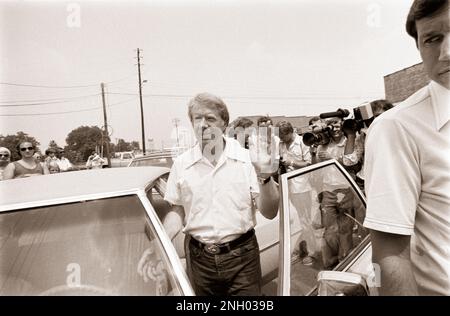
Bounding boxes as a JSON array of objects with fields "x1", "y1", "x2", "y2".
[
  {"x1": 342, "y1": 102, "x2": 375, "y2": 133},
  {"x1": 302, "y1": 108, "x2": 350, "y2": 147},
  {"x1": 302, "y1": 103, "x2": 376, "y2": 147}
]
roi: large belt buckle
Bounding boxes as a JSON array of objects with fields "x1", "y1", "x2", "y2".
[{"x1": 204, "y1": 244, "x2": 220, "y2": 255}]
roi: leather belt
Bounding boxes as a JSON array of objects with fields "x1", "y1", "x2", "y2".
[{"x1": 190, "y1": 229, "x2": 255, "y2": 255}]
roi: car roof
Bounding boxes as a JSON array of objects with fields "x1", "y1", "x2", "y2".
[
  {"x1": 133, "y1": 154, "x2": 173, "y2": 160},
  {"x1": 0, "y1": 166, "x2": 170, "y2": 212}
]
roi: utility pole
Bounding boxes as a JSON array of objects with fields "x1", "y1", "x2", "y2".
[
  {"x1": 172, "y1": 118, "x2": 180, "y2": 147},
  {"x1": 101, "y1": 82, "x2": 111, "y2": 168},
  {"x1": 137, "y1": 48, "x2": 146, "y2": 156}
]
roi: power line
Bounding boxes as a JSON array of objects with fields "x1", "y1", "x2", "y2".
[
  {"x1": 0, "y1": 93, "x2": 101, "y2": 104},
  {"x1": 0, "y1": 97, "x2": 136, "y2": 117},
  {"x1": 0, "y1": 93, "x2": 101, "y2": 107},
  {"x1": 0, "y1": 74, "x2": 141, "y2": 90},
  {"x1": 0, "y1": 82, "x2": 100, "y2": 89},
  {"x1": 106, "y1": 91, "x2": 381, "y2": 100}
]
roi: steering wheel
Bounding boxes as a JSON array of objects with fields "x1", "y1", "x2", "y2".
[{"x1": 39, "y1": 284, "x2": 116, "y2": 296}]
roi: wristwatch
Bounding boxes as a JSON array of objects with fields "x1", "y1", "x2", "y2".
[{"x1": 257, "y1": 176, "x2": 271, "y2": 185}]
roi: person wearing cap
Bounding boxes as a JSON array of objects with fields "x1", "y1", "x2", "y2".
[
  {"x1": 364, "y1": 0, "x2": 450, "y2": 296},
  {"x1": 0, "y1": 147, "x2": 11, "y2": 180},
  {"x1": 138, "y1": 92, "x2": 279, "y2": 295},
  {"x1": 45, "y1": 148, "x2": 60, "y2": 174}
]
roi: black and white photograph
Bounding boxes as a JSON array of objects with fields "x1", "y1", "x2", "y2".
[{"x1": 0, "y1": 0, "x2": 449, "y2": 298}]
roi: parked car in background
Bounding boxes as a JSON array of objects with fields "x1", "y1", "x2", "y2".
[
  {"x1": 128, "y1": 148, "x2": 187, "y2": 168},
  {"x1": 110, "y1": 151, "x2": 135, "y2": 168}
]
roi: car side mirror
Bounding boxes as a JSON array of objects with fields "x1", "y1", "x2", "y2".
[{"x1": 317, "y1": 271, "x2": 369, "y2": 296}]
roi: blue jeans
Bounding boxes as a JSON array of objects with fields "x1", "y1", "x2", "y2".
[{"x1": 188, "y1": 234, "x2": 262, "y2": 296}]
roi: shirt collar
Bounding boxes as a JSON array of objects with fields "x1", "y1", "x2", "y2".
[
  {"x1": 181, "y1": 136, "x2": 249, "y2": 170},
  {"x1": 429, "y1": 81, "x2": 450, "y2": 131}
]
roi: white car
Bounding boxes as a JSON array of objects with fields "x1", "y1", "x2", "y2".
[{"x1": 0, "y1": 160, "x2": 375, "y2": 296}]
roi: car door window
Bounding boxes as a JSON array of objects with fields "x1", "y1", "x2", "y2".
[
  {"x1": 0, "y1": 195, "x2": 183, "y2": 296},
  {"x1": 146, "y1": 176, "x2": 185, "y2": 260},
  {"x1": 279, "y1": 160, "x2": 369, "y2": 295}
]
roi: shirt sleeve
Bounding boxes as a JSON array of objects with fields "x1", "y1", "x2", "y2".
[
  {"x1": 164, "y1": 161, "x2": 183, "y2": 206},
  {"x1": 249, "y1": 164, "x2": 260, "y2": 196},
  {"x1": 301, "y1": 141, "x2": 311, "y2": 164},
  {"x1": 363, "y1": 118, "x2": 421, "y2": 235}
]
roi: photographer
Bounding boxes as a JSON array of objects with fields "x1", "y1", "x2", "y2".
[
  {"x1": 310, "y1": 115, "x2": 360, "y2": 268},
  {"x1": 86, "y1": 151, "x2": 105, "y2": 169},
  {"x1": 343, "y1": 100, "x2": 394, "y2": 192},
  {"x1": 307, "y1": 116, "x2": 327, "y2": 162}
]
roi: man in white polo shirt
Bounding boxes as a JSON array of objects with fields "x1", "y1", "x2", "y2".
[
  {"x1": 138, "y1": 93, "x2": 279, "y2": 295},
  {"x1": 363, "y1": 0, "x2": 450, "y2": 295}
]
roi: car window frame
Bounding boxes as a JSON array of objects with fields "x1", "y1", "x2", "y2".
[
  {"x1": 278, "y1": 158, "x2": 369, "y2": 296},
  {"x1": 0, "y1": 176, "x2": 195, "y2": 296},
  {"x1": 143, "y1": 175, "x2": 195, "y2": 296}
]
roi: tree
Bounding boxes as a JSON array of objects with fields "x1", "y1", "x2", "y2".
[
  {"x1": 0, "y1": 131, "x2": 40, "y2": 161},
  {"x1": 48, "y1": 140, "x2": 60, "y2": 149},
  {"x1": 65, "y1": 126, "x2": 110, "y2": 162},
  {"x1": 130, "y1": 141, "x2": 140, "y2": 151},
  {"x1": 116, "y1": 138, "x2": 136, "y2": 152}
]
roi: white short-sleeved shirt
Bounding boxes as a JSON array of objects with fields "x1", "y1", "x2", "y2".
[
  {"x1": 317, "y1": 137, "x2": 350, "y2": 190},
  {"x1": 279, "y1": 134, "x2": 311, "y2": 193},
  {"x1": 363, "y1": 81, "x2": 450, "y2": 295},
  {"x1": 164, "y1": 137, "x2": 260, "y2": 244},
  {"x1": 57, "y1": 157, "x2": 73, "y2": 172}
]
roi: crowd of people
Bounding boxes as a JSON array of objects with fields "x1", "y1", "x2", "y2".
[
  {"x1": 0, "y1": 141, "x2": 112, "y2": 180},
  {"x1": 0, "y1": 144, "x2": 77, "y2": 180}
]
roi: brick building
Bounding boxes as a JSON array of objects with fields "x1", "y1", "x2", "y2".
[{"x1": 384, "y1": 62, "x2": 430, "y2": 104}]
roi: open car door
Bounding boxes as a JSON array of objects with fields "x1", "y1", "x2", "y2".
[{"x1": 278, "y1": 159, "x2": 379, "y2": 296}]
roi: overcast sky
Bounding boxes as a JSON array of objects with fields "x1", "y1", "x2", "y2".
[{"x1": 0, "y1": 0, "x2": 421, "y2": 151}]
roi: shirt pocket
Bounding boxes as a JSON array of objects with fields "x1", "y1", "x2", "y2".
[
  {"x1": 179, "y1": 178, "x2": 210, "y2": 216},
  {"x1": 221, "y1": 180, "x2": 252, "y2": 212}
]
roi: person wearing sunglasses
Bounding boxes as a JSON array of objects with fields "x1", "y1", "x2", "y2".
[
  {"x1": 2, "y1": 141, "x2": 49, "y2": 180},
  {"x1": 0, "y1": 147, "x2": 11, "y2": 181}
]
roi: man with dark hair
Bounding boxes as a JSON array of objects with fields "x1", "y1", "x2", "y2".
[
  {"x1": 364, "y1": 0, "x2": 449, "y2": 295},
  {"x1": 230, "y1": 117, "x2": 255, "y2": 149},
  {"x1": 256, "y1": 115, "x2": 273, "y2": 127},
  {"x1": 277, "y1": 120, "x2": 317, "y2": 265}
]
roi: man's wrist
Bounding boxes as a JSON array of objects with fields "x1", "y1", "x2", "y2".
[{"x1": 257, "y1": 176, "x2": 271, "y2": 185}]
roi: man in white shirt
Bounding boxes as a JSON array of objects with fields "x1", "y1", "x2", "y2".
[
  {"x1": 138, "y1": 93, "x2": 279, "y2": 295},
  {"x1": 278, "y1": 121, "x2": 318, "y2": 265},
  {"x1": 86, "y1": 151, "x2": 105, "y2": 169},
  {"x1": 56, "y1": 149, "x2": 73, "y2": 172},
  {"x1": 363, "y1": 0, "x2": 450, "y2": 295}
]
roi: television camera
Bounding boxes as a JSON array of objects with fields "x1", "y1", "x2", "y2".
[{"x1": 302, "y1": 103, "x2": 376, "y2": 147}]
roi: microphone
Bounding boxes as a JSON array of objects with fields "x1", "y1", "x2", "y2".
[{"x1": 319, "y1": 108, "x2": 350, "y2": 119}]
